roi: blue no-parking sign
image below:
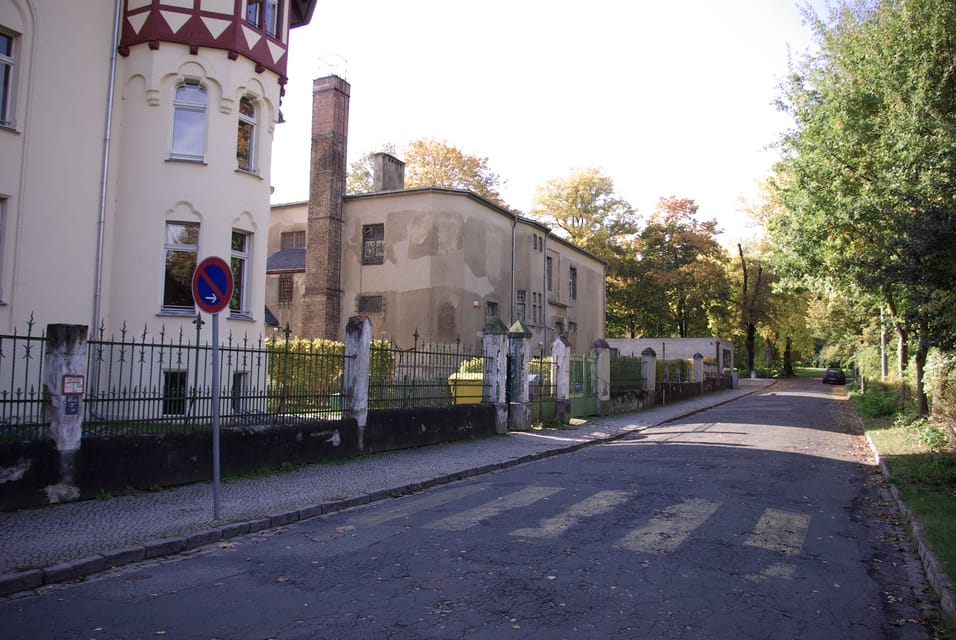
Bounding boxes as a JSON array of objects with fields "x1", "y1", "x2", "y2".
[{"x1": 191, "y1": 257, "x2": 234, "y2": 314}]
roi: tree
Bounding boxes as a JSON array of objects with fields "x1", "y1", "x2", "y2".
[
  {"x1": 529, "y1": 168, "x2": 638, "y2": 256},
  {"x1": 529, "y1": 168, "x2": 641, "y2": 338},
  {"x1": 619, "y1": 197, "x2": 730, "y2": 338},
  {"x1": 346, "y1": 139, "x2": 508, "y2": 208},
  {"x1": 769, "y1": 0, "x2": 956, "y2": 415}
]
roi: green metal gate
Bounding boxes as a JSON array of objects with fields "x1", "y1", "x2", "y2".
[{"x1": 570, "y1": 353, "x2": 597, "y2": 418}]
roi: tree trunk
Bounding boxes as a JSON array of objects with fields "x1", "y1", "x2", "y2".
[
  {"x1": 783, "y1": 336, "x2": 794, "y2": 376},
  {"x1": 745, "y1": 322, "x2": 756, "y2": 373},
  {"x1": 915, "y1": 318, "x2": 928, "y2": 417}
]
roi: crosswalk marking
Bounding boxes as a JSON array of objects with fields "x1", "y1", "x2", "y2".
[
  {"x1": 744, "y1": 508, "x2": 810, "y2": 556},
  {"x1": 424, "y1": 486, "x2": 563, "y2": 532},
  {"x1": 616, "y1": 498, "x2": 721, "y2": 554},
  {"x1": 510, "y1": 490, "x2": 632, "y2": 539},
  {"x1": 348, "y1": 484, "x2": 489, "y2": 526}
]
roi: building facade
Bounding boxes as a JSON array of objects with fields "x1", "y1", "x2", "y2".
[
  {"x1": 267, "y1": 76, "x2": 607, "y2": 353},
  {"x1": 0, "y1": 0, "x2": 315, "y2": 339}
]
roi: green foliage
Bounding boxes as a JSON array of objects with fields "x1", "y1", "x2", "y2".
[
  {"x1": 851, "y1": 382, "x2": 901, "y2": 418},
  {"x1": 895, "y1": 413, "x2": 949, "y2": 453},
  {"x1": 656, "y1": 358, "x2": 693, "y2": 382},
  {"x1": 458, "y1": 356, "x2": 484, "y2": 374}
]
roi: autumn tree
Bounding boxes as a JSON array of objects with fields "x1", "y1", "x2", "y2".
[
  {"x1": 346, "y1": 139, "x2": 508, "y2": 208},
  {"x1": 622, "y1": 197, "x2": 729, "y2": 338},
  {"x1": 529, "y1": 168, "x2": 638, "y2": 257},
  {"x1": 529, "y1": 168, "x2": 641, "y2": 336}
]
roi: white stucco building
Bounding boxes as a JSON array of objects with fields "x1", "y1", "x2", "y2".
[{"x1": 0, "y1": 0, "x2": 316, "y2": 339}]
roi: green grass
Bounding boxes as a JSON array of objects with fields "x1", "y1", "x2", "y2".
[{"x1": 852, "y1": 385, "x2": 956, "y2": 631}]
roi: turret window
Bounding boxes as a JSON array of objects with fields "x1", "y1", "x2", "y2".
[
  {"x1": 247, "y1": 0, "x2": 280, "y2": 37},
  {"x1": 236, "y1": 96, "x2": 256, "y2": 173},
  {"x1": 0, "y1": 30, "x2": 15, "y2": 128},
  {"x1": 170, "y1": 81, "x2": 206, "y2": 161}
]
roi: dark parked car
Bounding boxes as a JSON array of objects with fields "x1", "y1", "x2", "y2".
[{"x1": 822, "y1": 366, "x2": 846, "y2": 385}]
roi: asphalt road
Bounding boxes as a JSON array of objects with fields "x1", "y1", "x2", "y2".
[{"x1": 1, "y1": 379, "x2": 939, "y2": 639}]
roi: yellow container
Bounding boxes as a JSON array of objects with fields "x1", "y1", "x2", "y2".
[{"x1": 447, "y1": 373, "x2": 484, "y2": 404}]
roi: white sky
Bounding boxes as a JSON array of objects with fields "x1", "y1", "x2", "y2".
[{"x1": 270, "y1": 0, "x2": 826, "y2": 247}]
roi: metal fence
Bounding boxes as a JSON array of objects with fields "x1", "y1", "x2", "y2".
[
  {"x1": 370, "y1": 332, "x2": 486, "y2": 409},
  {"x1": 610, "y1": 354, "x2": 644, "y2": 394},
  {"x1": 0, "y1": 316, "x2": 48, "y2": 442},
  {"x1": 82, "y1": 324, "x2": 352, "y2": 437}
]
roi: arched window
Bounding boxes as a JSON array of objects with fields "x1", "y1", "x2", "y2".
[
  {"x1": 170, "y1": 81, "x2": 206, "y2": 161},
  {"x1": 236, "y1": 96, "x2": 256, "y2": 172}
]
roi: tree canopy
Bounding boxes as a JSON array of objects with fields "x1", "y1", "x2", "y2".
[{"x1": 768, "y1": 0, "x2": 956, "y2": 412}]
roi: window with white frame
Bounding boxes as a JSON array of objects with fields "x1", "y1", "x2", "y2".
[
  {"x1": 170, "y1": 81, "x2": 206, "y2": 161},
  {"x1": 0, "y1": 30, "x2": 14, "y2": 128},
  {"x1": 236, "y1": 96, "x2": 256, "y2": 172},
  {"x1": 515, "y1": 290, "x2": 526, "y2": 322},
  {"x1": 230, "y1": 230, "x2": 250, "y2": 314},
  {"x1": 247, "y1": 0, "x2": 280, "y2": 37},
  {"x1": 163, "y1": 222, "x2": 199, "y2": 311},
  {"x1": 569, "y1": 266, "x2": 578, "y2": 301}
]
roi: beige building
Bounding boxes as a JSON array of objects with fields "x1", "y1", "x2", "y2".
[
  {"x1": 0, "y1": 0, "x2": 315, "y2": 339},
  {"x1": 267, "y1": 77, "x2": 607, "y2": 353}
]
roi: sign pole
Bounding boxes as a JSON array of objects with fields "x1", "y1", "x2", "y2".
[
  {"x1": 191, "y1": 256, "x2": 233, "y2": 521},
  {"x1": 211, "y1": 310, "x2": 221, "y2": 520}
]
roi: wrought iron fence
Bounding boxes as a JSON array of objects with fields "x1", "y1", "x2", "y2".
[
  {"x1": 0, "y1": 316, "x2": 48, "y2": 442},
  {"x1": 610, "y1": 354, "x2": 644, "y2": 394},
  {"x1": 370, "y1": 332, "x2": 486, "y2": 409},
  {"x1": 83, "y1": 323, "x2": 352, "y2": 437}
]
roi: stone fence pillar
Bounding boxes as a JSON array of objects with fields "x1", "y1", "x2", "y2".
[
  {"x1": 482, "y1": 318, "x2": 509, "y2": 434},
  {"x1": 592, "y1": 339, "x2": 611, "y2": 416},
  {"x1": 693, "y1": 352, "x2": 704, "y2": 383},
  {"x1": 641, "y1": 347, "x2": 657, "y2": 406},
  {"x1": 507, "y1": 321, "x2": 532, "y2": 431},
  {"x1": 344, "y1": 315, "x2": 372, "y2": 446},
  {"x1": 42, "y1": 324, "x2": 88, "y2": 503},
  {"x1": 552, "y1": 336, "x2": 571, "y2": 424}
]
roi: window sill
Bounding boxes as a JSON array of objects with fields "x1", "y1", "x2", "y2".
[
  {"x1": 0, "y1": 124, "x2": 19, "y2": 135},
  {"x1": 158, "y1": 308, "x2": 199, "y2": 318},
  {"x1": 229, "y1": 312, "x2": 256, "y2": 322},
  {"x1": 166, "y1": 157, "x2": 207, "y2": 165},
  {"x1": 235, "y1": 168, "x2": 262, "y2": 179}
]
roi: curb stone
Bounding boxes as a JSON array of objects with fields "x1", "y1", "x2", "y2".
[{"x1": 864, "y1": 430, "x2": 956, "y2": 622}]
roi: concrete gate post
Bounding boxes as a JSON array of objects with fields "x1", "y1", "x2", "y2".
[
  {"x1": 344, "y1": 315, "x2": 372, "y2": 448},
  {"x1": 694, "y1": 352, "x2": 705, "y2": 394},
  {"x1": 507, "y1": 321, "x2": 532, "y2": 431},
  {"x1": 552, "y1": 336, "x2": 571, "y2": 424},
  {"x1": 641, "y1": 347, "x2": 657, "y2": 407},
  {"x1": 482, "y1": 318, "x2": 510, "y2": 434},
  {"x1": 592, "y1": 339, "x2": 611, "y2": 416},
  {"x1": 42, "y1": 324, "x2": 88, "y2": 503}
]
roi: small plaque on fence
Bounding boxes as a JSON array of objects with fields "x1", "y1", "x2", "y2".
[{"x1": 65, "y1": 395, "x2": 79, "y2": 416}]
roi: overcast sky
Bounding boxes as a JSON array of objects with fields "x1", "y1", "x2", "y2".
[{"x1": 270, "y1": 0, "x2": 826, "y2": 247}]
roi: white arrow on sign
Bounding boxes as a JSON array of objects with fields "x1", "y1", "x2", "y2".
[{"x1": 205, "y1": 294, "x2": 218, "y2": 304}]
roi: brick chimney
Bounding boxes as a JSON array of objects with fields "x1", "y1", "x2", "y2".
[
  {"x1": 372, "y1": 152, "x2": 405, "y2": 191},
  {"x1": 302, "y1": 75, "x2": 350, "y2": 339}
]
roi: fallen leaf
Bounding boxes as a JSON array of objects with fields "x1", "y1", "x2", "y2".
[{"x1": 276, "y1": 576, "x2": 289, "y2": 583}]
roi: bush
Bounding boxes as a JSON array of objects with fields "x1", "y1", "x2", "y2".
[{"x1": 851, "y1": 382, "x2": 900, "y2": 418}]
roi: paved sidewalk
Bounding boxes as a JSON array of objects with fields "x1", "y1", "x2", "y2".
[{"x1": 0, "y1": 380, "x2": 774, "y2": 597}]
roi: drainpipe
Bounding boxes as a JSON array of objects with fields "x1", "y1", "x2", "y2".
[
  {"x1": 510, "y1": 216, "x2": 516, "y2": 324},
  {"x1": 92, "y1": 0, "x2": 122, "y2": 333},
  {"x1": 542, "y1": 231, "x2": 548, "y2": 347}
]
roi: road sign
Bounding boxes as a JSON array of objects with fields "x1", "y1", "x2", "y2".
[{"x1": 192, "y1": 257, "x2": 234, "y2": 314}]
